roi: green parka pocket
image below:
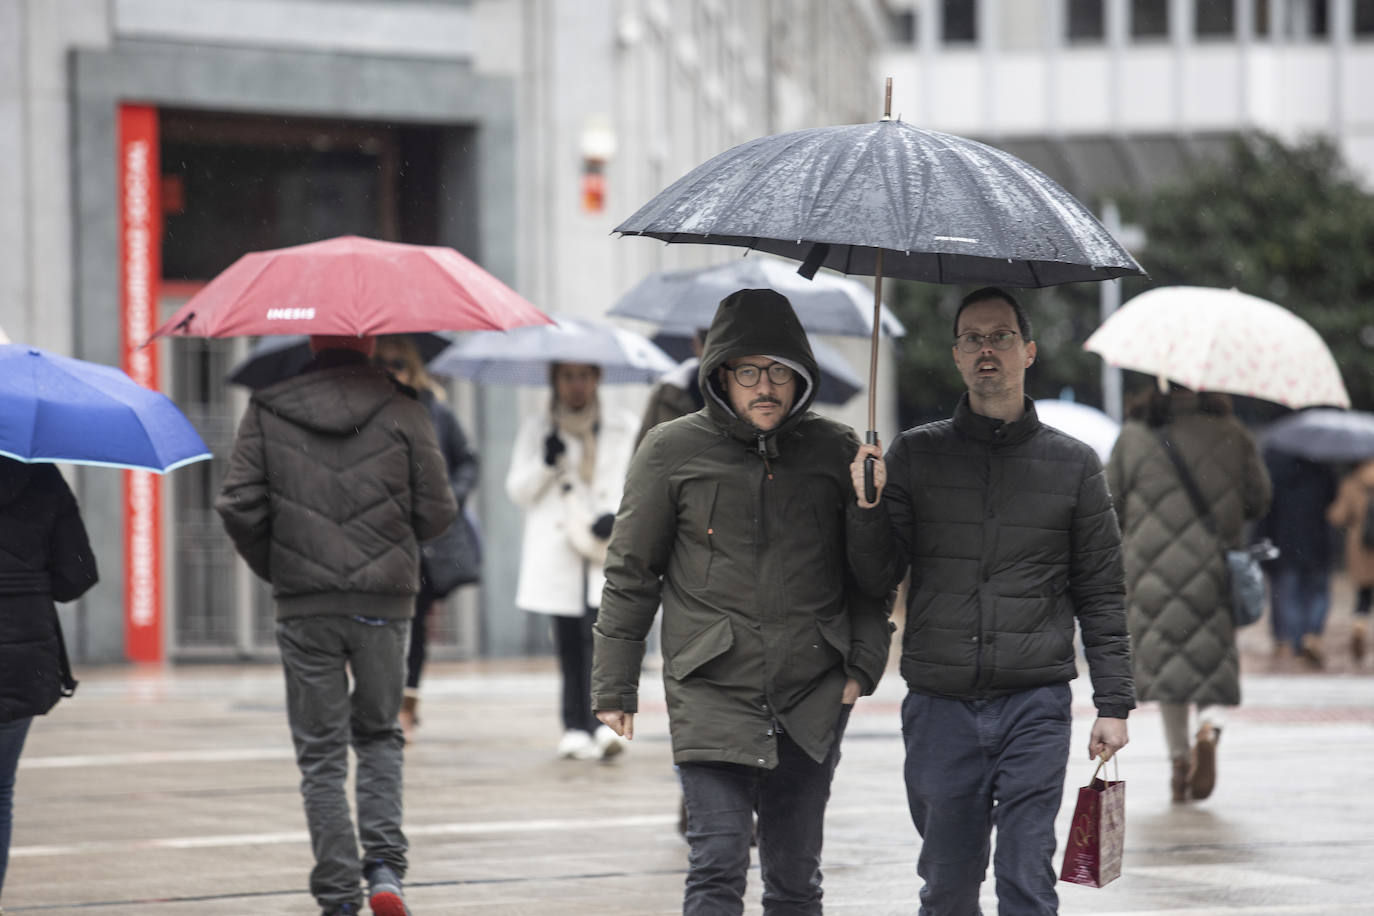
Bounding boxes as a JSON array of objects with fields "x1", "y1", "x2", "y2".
[{"x1": 665, "y1": 615, "x2": 735, "y2": 681}]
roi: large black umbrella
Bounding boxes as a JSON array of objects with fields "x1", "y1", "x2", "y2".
[
  {"x1": 616, "y1": 80, "x2": 1144, "y2": 496},
  {"x1": 1262, "y1": 409, "x2": 1374, "y2": 463}
]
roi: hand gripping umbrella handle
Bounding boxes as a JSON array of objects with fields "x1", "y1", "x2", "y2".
[{"x1": 864, "y1": 430, "x2": 878, "y2": 504}]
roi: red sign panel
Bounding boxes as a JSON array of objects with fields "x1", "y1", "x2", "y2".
[{"x1": 118, "y1": 104, "x2": 163, "y2": 663}]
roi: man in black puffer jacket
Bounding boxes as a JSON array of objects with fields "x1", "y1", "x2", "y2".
[
  {"x1": 217, "y1": 335, "x2": 455, "y2": 916},
  {"x1": 848, "y1": 288, "x2": 1133, "y2": 916}
]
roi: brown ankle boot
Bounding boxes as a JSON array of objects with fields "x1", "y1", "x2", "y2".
[
  {"x1": 1352, "y1": 621, "x2": 1368, "y2": 665},
  {"x1": 1299, "y1": 634, "x2": 1325, "y2": 669},
  {"x1": 1171, "y1": 758, "x2": 1190, "y2": 804},
  {"x1": 1189, "y1": 723, "x2": 1219, "y2": 800}
]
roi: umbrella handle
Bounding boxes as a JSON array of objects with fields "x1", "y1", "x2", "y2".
[{"x1": 864, "y1": 430, "x2": 878, "y2": 504}]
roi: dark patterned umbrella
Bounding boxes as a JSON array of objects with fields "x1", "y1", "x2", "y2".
[{"x1": 616, "y1": 80, "x2": 1143, "y2": 496}]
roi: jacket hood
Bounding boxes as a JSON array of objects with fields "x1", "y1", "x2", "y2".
[
  {"x1": 699, "y1": 288, "x2": 819, "y2": 442},
  {"x1": 253, "y1": 362, "x2": 404, "y2": 436},
  {"x1": 0, "y1": 457, "x2": 35, "y2": 508}
]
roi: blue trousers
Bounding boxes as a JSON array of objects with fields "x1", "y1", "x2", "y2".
[
  {"x1": 0, "y1": 716, "x2": 33, "y2": 901},
  {"x1": 1271, "y1": 566, "x2": 1330, "y2": 650},
  {"x1": 677, "y1": 705, "x2": 851, "y2": 916},
  {"x1": 902, "y1": 685, "x2": 1072, "y2": 916}
]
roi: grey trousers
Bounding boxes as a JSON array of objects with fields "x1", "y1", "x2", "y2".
[{"x1": 277, "y1": 614, "x2": 410, "y2": 911}]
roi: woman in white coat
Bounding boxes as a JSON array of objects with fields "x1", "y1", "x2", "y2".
[{"x1": 506, "y1": 362, "x2": 639, "y2": 759}]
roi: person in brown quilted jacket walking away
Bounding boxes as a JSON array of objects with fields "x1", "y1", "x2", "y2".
[{"x1": 217, "y1": 335, "x2": 456, "y2": 916}]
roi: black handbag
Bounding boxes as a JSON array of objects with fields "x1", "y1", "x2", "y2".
[
  {"x1": 420, "y1": 507, "x2": 482, "y2": 596},
  {"x1": 1155, "y1": 430, "x2": 1273, "y2": 627}
]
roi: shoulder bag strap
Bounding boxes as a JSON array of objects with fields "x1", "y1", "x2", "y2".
[{"x1": 1154, "y1": 428, "x2": 1219, "y2": 537}]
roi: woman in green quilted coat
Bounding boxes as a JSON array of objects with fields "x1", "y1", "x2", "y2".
[{"x1": 1107, "y1": 386, "x2": 1270, "y2": 803}]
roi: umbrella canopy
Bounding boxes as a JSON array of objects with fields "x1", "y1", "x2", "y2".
[
  {"x1": 610, "y1": 257, "x2": 906, "y2": 339},
  {"x1": 226, "y1": 331, "x2": 454, "y2": 389},
  {"x1": 654, "y1": 332, "x2": 863, "y2": 406},
  {"x1": 0, "y1": 345, "x2": 212, "y2": 473},
  {"x1": 1261, "y1": 409, "x2": 1374, "y2": 463},
  {"x1": 615, "y1": 79, "x2": 1142, "y2": 497},
  {"x1": 148, "y1": 235, "x2": 551, "y2": 342},
  {"x1": 1084, "y1": 286, "x2": 1350, "y2": 410},
  {"x1": 615, "y1": 120, "x2": 1142, "y2": 288},
  {"x1": 1034, "y1": 399, "x2": 1121, "y2": 465},
  {"x1": 430, "y1": 314, "x2": 678, "y2": 385}
]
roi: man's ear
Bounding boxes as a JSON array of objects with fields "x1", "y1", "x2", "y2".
[{"x1": 1025, "y1": 340, "x2": 1037, "y2": 367}]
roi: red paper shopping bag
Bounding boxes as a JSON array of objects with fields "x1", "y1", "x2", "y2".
[{"x1": 1059, "y1": 756, "x2": 1125, "y2": 887}]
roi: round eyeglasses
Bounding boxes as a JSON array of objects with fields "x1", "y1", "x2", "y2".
[
  {"x1": 954, "y1": 330, "x2": 1020, "y2": 353},
  {"x1": 725, "y1": 362, "x2": 795, "y2": 388}
]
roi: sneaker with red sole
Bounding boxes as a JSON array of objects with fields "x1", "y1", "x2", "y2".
[{"x1": 364, "y1": 862, "x2": 411, "y2": 916}]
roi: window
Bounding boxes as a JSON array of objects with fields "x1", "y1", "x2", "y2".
[
  {"x1": 889, "y1": 8, "x2": 917, "y2": 43},
  {"x1": 1131, "y1": 0, "x2": 1169, "y2": 38},
  {"x1": 1068, "y1": 0, "x2": 1105, "y2": 41},
  {"x1": 1196, "y1": 0, "x2": 1235, "y2": 37},
  {"x1": 1355, "y1": 0, "x2": 1374, "y2": 35},
  {"x1": 1296, "y1": 0, "x2": 1329, "y2": 37},
  {"x1": 942, "y1": 0, "x2": 977, "y2": 43}
]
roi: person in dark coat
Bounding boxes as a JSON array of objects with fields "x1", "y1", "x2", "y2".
[
  {"x1": 1108, "y1": 387, "x2": 1271, "y2": 803},
  {"x1": 216, "y1": 335, "x2": 456, "y2": 916},
  {"x1": 0, "y1": 458, "x2": 98, "y2": 909},
  {"x1": 1258, "y1": 448, "x2": 1337, "y2": 667},
  {"x1": 593, "y1": 289, "x2": 893, "y2": 915},
  {"x1": 374, "y1": 336, "x2": 480, "y2": 740},
  {"x1": 848, "y1": 287, "x2": 1133, "y2": 915}
]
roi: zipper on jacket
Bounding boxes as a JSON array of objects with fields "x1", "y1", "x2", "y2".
[{"x1": 756, "y1": 435, "x2": 774, "y2": 480}]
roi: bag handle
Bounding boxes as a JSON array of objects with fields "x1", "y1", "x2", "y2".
[{"x1": 1091, "y1": 754, "x2": 1120, "y2": 783}]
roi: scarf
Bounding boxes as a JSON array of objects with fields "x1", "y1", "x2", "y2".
[{"x1": 553, "y1": 398, "x2": 600, "y2": 485}]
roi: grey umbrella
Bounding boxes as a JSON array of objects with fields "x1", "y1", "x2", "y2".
[
  {"x1": 611, "y1": 257, "x2": 905, "y2": 339},
  {"x1": 429, "y1": 313, "x2": 677, "y2": 385},
  {"x1": 1262, "y1": 409, "x2": 1374, "y2": 464},
  {"x1": 616, "y1": 79, "x2": 1143, "y2": 496}
]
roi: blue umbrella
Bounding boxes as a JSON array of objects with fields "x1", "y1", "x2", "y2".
[
  {"x1": 429, "y1": 314, "x2": 678, "y2": 385},
  {"x1": 0, "y1": 345, "x2": 212, "y2": 473}
]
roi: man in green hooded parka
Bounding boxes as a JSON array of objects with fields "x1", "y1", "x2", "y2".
[{"x1": 592, "y1": 288, "x2": 893, "y2": 915}]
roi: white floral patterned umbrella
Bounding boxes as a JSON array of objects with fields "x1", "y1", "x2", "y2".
[{"x1": 1084, "y1": 286, "x2": 1350, "y2": 409}]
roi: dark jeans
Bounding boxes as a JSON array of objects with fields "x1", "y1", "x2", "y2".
[
  {"x1": 0, "y1": 716, "x2": 33, "y2": 900},
  {"x1": 1271, "y1": 566, "x2": 1331, "y2": 649},
  {"x1": 552, "y1": 608, "x2": 598, "y2": 733},
  {"x1": 902, "y1": 684, "x2": 1072, "y2": 916},
  {"x1": 677, "y1": 705, "x2": 852, "y2": 916},
  {"x1": 277, "y1": 614, "x2": 409, "y2": 913},
  {"x1": 404, "y1": 588, "x2": 438, "y2": 691},
  {"x1": 1356, "y1": 586, "x2": 1372, "y2": 618}
]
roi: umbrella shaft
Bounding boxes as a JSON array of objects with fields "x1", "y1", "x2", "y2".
[{"x1": 869, "y1": 250, "x2": 884, "y2": 436}]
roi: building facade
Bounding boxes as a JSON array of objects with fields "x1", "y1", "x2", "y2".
[{"x1": 0, "y1": 0, "x2": 888, "y2": 663}]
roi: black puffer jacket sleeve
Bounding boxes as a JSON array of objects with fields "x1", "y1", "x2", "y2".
[{"x1": 1069, "y1": 453, "x2": 1133, "y2": 718}]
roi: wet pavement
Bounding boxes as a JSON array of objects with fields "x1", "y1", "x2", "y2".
[{"x1": 5, "y1": 600, "x2": 1374, "y2": 915}]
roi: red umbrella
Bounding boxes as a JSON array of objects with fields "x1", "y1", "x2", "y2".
[{"x1": 148, "y1": 236, "x2": 550, "y2": 342}]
